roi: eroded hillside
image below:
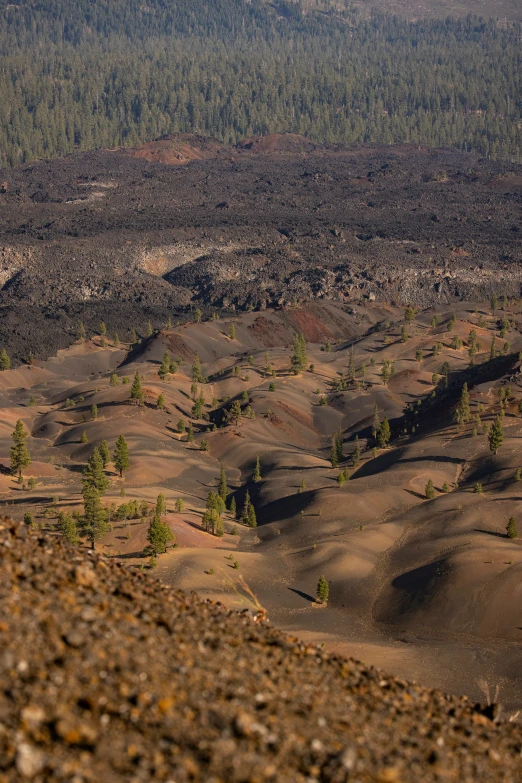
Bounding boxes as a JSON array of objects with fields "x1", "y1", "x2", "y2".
[{"x1": 2, "y1": 300, "x2": 522, "y2": 707}]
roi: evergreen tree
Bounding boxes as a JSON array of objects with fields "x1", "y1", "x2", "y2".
[
  {"x1": 10, "y1": 419, "x2": 31, "y2": 477},
  {"x1": 99, "y1": 439, "x2": 111, "y2": 468},
  {"x1": 291, "y1": 333, "x2": 307, "y2": 374},
  {"x1": 77, "y1": 322, "x2": 86, "y2": 342},
  {"x1": 91, "y1": 403, "x2": 98, "y2": 419},
  {"x1": 0, "y1": 348, "x2": 11, "y2": 370},
  {"x1": 316, "y1": 575, "x2": 329, "y2": 604},
  {"x1": 83, "y1": 447, "x2": 109, "y2": 495},
  {"x1": 372, "y1": 403, "x2": 380, "y2": 439},
  {"x1": 352, "y1": 435, "x2": 361, "y2": 467},
  {"x1": 330, "y1": 434, "x2": 339, "y2": 468},
  {"x1": 404, "y1": 305, "x2": 416, "y2": 324},
  {"x1": 507, "y1": 517, "x2": 518, "y2": 539},
  {"x1": 490, "y1": 336, "x2": 497, "y2": 360},
  {"x1": 191, "y1": 354, "x2": 204, "y2": 383},
  {"x1": 229, "y1": 400, "x2": 243, "y2": 425},
  {"x1": 229, "y1": 324, "x2": 236, "y2": 340},
  {"x1": 425, "y1": 479, "x2": 435, "y2": 499},
  {"x1": 113, "y1": 434, "x2": 130, "y2": 477},
  {"x1": 218, "y1": 463, "x2": 228, "y2": 501},
  {"x1": 58, "y1": 512, "x2": 79, "y2": 545},
  {"x1": 80, "y1": 483, "x2": 108, "y2": 550},
  {"x1": 130, "y1": 371, "x2": 144, "y2": 404},
  {"x1": 110, "y1": 373, "x2": 120, "y2": 386},
  {"x1": 147, "y1": 512, "x2": 174, "y2": 554},
  {"x1": 158, "y1": 351, "x2": 171, "y2": 381},
  {"x1": 194, "y1": 308, "x2": 202, "y2": 323},
  {"x1": 253, "y1": 456, "x2": 262, "y2": 482},
  {"x1": 175, "y1": 498, "x2": 185, "y2": 512},
  {"x1": 455, "y1": 382, "x2": 471, "y2": 423},
  {"x1": 80, "y1": 430, "x2": 88, "y2": 444},
  {"x1": 377, "y1": 417, "x2": 391, "y2": 448},
  {"x1": 488, "y1": 415, "x2": 503, "y2": 455},
  {"x1": 229, "y1": 495, "x2": 237, "y2": 517},
  {"x1": 155, "y1": 493, "x2": 167, "y2": 516},
  {"x1": 157, "y1": 393, "x2": 166, "y2": 410}
]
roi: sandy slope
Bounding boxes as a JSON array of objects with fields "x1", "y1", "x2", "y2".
[{"x1": 3, "y1": 299, "x2": 522, "y2": 708}]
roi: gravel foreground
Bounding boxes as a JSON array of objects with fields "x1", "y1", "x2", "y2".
[{"x1": 1, "y1": 520, "x2": 522, "y2": 782}]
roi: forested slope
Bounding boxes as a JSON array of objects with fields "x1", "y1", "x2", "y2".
[{"x1": 0, "y1": 0, "x2": 520, "y2": 166}]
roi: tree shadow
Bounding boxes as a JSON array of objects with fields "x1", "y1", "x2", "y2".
[
  {"x1": 288, "y1": 587, "x2": 315, "y2": 602},
  {"x1": 474, "y1": 528, "x2": 507, "y2": 539}
]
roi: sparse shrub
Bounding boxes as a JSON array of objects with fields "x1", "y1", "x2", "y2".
[
  {"x1": 233, "y1": 560, "x2": 239, "y2": 569},
  {"x1": 425, "y1": 479, "x2": 435, "y2": 499},
  {"x1": 474, "y1": 482, "x2": 483, "y2": 493},
  {"x1": 208, "y1": 567, "x2": 215, "y2": 575},
  {"x1": 507, "y1": 517, "x2": 518, "y2": 539},
  {"x1": 316, "y1": 575, "x2": 329, "y2": 604},
  {"x1": 269, "y1": 382, "x2": 276, "y2": 392}
]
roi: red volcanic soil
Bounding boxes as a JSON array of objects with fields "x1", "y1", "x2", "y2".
[{"x1": 124, "y1": 134, "x2": 226, "y2": 164}]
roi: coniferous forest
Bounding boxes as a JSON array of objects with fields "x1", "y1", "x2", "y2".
[{"x1": 0, "y1": 0, "x2": 520, "y2": 167}]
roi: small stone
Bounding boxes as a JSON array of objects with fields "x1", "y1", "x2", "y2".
[
  {"x1": 16, "y1": 743, "x2": 46, "y2": 778},
  {"x1": 74, "y1": 565, "x2": 97, "y2": 588}
]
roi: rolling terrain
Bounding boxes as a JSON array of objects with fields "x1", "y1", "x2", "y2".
[{"x1": 3, "y1": 299, "x2": 522, "y2": 708}]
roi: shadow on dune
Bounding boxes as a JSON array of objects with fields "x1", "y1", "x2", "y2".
[
  {"x1": 474, "y1": 528, "x2": 508, "y2": 539},
  {"x1": 288, "y1": 587, "x2": 315, "y2": 602}
]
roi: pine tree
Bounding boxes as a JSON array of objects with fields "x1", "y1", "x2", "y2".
[
  {"x1": 80, "y1": 430, "x2": 88, "y2": 444},
  {"x1": 83, "y1": 447, "x2": 109, "y2": 495},
  {"x1": 194, "y1": 308, "x2": 202, "y2": 323},
  {"x1": 110, "y1": 373, "x2": 120, "y2": 386},
  {"x1": 130, "y1": 371, "x2": 144, "y2": 404},
  {"x1": 80, "y1": 483, "x2": 108, "y2": 550},
  {"x1": 372, "y1": 403, "x2": 380, "y2": 439},
  {"x1": 77, "y1": 322, "x2": 86, "y2": 342},
  {"x1": 147, "y1": 320, "x2": 153, "y2": 337},
  {"x1": 187, "y1": 422, "x2": 195, "y2": 443},
  {"x1": 229, "y1": 324, "x2": 236, "y2": 340},
  {"x1": 218, "y1": 463, "x2": 228, "y2": 501},
  {"x1": 229, "y1": 496, "x2": 237, "y2": 517},
  {"x1": 330, "y1": 434, "x2": 339, "y2": 468},
  {"x1": 404, "y1": 304, "x2": 416, "y2": 324},
  {"x1": 316, "y1": 575, "x2": 329, "y2": 604},
  {"x1": 91, "y1": 403, "x2": 98, "y2": 419},
  {"x1": 158, "y1": 351, "x2": 171, "y2": 381},
  {"x1": 113, "y1": 434, "x2": 130, "y2": 477},
  {"x1": 175, "y1": 498, "x2": 185, "y2": 512},
  {"x1": 400, "y1": 326, "x2": 408, "y2": 343},
  {"x1": 455, "y1": 382, "x2": 471, "y2": 423},
  {"x1": 0, "y1": 348, "x2": 11, "y2": 370},
  {"x1": 291, "y1": 333, "x2": 307, "y2": 374},
  {"x1": 114, "y1": 333, "x2": 120, "y2": 348},
  {"x1": 157, "y1": 393, "x2": 166, "y2": 410},
  {"x1": 155, "y1": 493, "x2": 167, "y2": 516},
  {"x1": 488, "y1": 415, "x2": 503, "y2": 455},
  {"x1": 490, "y1": 335, "x2": 497, "y2": 360},
  {"x1": 100, "y1": 322, "x2": 107, "y2": 337},
  {"x1": 378, "y1": 417, "x2": 391, "y2": 448},
  {"x1": 191, "y1": 354, "x2": 204, "y2": 383},
  {"x1": 415, "y1": 348, "x2": 424, "y2": 364},
  {"x1": 147, "y1": 512, "x2": 174, "y2": 554},
  {"x1": 491, "y1": 294, "x2": 498, "y2": 314},
  {"x1": 229, "y1": 400, "x2": 243, "y2": 425},
  {"x1": 10, "y1": 419, "x2": 31, "y2": 477},
  {"x1": 58, "y1": 512, "x2": 79, "y2": 545},
  {"x1": 425, "y1": 479, "x2": 435, "y2": 499},
  {"x1": 507, "y1": 517, "x2": 517, "y2": 539},
  {"x1": 352, "y1": 435, "x2": 361, "y2": 467},
  {"x1": 253, "y1": 456, "x2": 262, "y2": 482}
]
